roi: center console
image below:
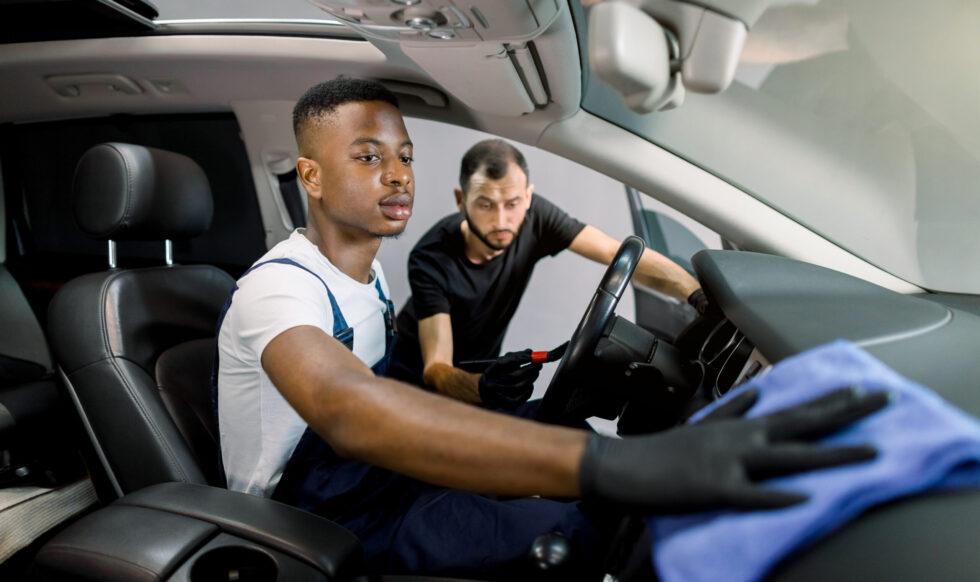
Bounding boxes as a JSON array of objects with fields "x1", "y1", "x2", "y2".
[{"x1": 34, "y1": 482, "x2": 362, "y2": 581}]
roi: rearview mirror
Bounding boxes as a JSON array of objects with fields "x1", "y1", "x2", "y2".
[
  {"x1": 587, "y1": 0, "x2": 753, "y2": 113},
  {"x1": 588, "y1": 1, "x2": 684, "y2": 113}
]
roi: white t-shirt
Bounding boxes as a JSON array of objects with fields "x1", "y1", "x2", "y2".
[{"x1": 217, "y1": 229, "x2": 390, "y2": 497}]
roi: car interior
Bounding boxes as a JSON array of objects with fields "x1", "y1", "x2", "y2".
[{"x1": 2, "y1": 0, "x2": 980, "y2": 581}]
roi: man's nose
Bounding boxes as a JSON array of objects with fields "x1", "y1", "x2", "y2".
[
  {"x1": 382, "y1": 160, "x2": 411, "y2": 188},
  {"x1": 493, "y1": 205, "x2": 509, "y2": 228}
]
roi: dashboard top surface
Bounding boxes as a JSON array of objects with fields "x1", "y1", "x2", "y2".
[{"x1": 692, "y1": 250, "x2": 980, "y2": 412}]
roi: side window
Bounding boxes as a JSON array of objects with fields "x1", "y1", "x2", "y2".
[
  {"x1": 1, "y1": 113, "x2": 266, "y2": 324},
  {"x1": 624, "y1": 187, "x2": 725, "y2": 341},
  {"x1": 626, "y1": 186, "x2": 724, "y2": 276}
]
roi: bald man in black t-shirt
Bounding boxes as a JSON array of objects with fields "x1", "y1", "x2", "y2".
[{"x1": 391, "y1": 139, "x2": 707, "y2": 409}]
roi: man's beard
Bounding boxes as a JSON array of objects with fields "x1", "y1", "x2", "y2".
[{"x1": 463, "y1": 208, "x2": 517, "y2": 251}]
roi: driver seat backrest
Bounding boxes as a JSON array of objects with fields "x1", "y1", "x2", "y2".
[{"x1": 47, "y1": 142, "x2": 235, "y2": 501}]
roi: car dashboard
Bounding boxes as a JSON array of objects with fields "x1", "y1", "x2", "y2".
[
  {"x1": 674, "y1": 249, "x2": 980, "y2": 581},
  {"x1": 693, "y1": 250, "x2": 980, "y2": 408}
]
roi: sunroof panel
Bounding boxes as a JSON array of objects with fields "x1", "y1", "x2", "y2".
[{"x1": 152, "y1": 0, "x2": 338, "y2": 23}]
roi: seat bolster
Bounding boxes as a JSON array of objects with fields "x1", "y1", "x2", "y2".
[
  {"x1": 48, "y1": 265, "x2": 234, "y2": 374},
  {"x1": 48, "y1": 270, "x2": 124, "y2": 374},
  {"x1": 156, "y1": 338, "x2": 221, "y2": 485},
  {"x1": 65, "y1": 358, "x2": 207, "y2": 493}
]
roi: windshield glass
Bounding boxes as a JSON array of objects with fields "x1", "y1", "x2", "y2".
[{"x1": 581, "y1": 0, "x2": 980, "y2": 294}]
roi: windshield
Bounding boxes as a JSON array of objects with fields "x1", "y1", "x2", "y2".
[{"x1": 581, "y1": 0, "x2": 980, "y2": 295}]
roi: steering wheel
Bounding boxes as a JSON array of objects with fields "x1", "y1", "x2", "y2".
[{"x1": 535, "y1": 236, "x2": 646, "y2": 426}]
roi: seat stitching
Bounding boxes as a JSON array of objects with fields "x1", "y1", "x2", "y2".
[
  {"x1": 97, "y1": 270, "x2": 194, "y2": 485},
  {"x1": 107, "y1": 353, "x2": 193, "y2": 483},
  {"x1": 109, "y1": 143, "x2": 137, "y2": 233}
]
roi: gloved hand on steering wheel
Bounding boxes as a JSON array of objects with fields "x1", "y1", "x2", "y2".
[
  {"x1": 479, "y1": 349, "x2": 543, "y2": 410},
  {"x1": 687, "y1": 288, "x2": 712, "y2": 316},
  {"x1": 578, "y1": 387, "x2": 889, "y2": 513}
]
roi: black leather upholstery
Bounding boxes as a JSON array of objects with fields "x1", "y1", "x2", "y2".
[
  {"x1": 0, "y1": 265, "x2": 51, "y2": 386},
  {"x1": 47, "y1": 266, "x2": 233, "y2": 493},
  {"x1": 0, "y1": 264, "x2": 51, "y2": 438},
  {"x1": 72, "y1": 142, "x2": 213, "y2": 241},
  {"x1": 36, "y1": 505, "x2": 219, "y2": 582},
  {"x1": 48, "y1": 266, "x2": 232, "y2": 377},
  {"x1": 121, "y1": 483, "x2": 364, "y2": 578},
  {"x1": 35, "y1": 482, "x2": 364, "y2": 581},
  {"x1": 47, "y1": 142, "x2": 234, "y2": 498},
  {"x1": 156, "y1": 338, "x2": 222, "y2": 485},
  {"x1": 0, "y1": 264, "x2": 70, "y2": 468}
]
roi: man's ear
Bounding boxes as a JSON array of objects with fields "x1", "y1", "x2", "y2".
[
  {"x1": 525, "y1": 182, "x2": 535, "y2": 209},
  {"x1": 454, "y1": 188, "x2": 465, "y2": 212},
  {"x1": 296, "y1": 157, "x2": 321, "y2": 199}
]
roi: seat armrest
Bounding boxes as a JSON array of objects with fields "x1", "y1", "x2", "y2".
[{"x1": 117, "y1": 482, "x2": 363, "y2": 579}]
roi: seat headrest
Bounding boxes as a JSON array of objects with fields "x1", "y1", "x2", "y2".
[{"x1": 72, "y1": 143, "x2": 213, "y2": 241}]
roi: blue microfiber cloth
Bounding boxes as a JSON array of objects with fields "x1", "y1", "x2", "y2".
[{"x1": 647, "y1": 340, "x2": 980, "y2": 582}]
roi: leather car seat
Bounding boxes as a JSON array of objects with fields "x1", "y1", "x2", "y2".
[
  {"x1": 47, "y1": 142, "x2": 235, "y2": 500},
  {"x1": 0, "y1": 263, "x2": 83, "y2": 486},
  {"x1": 39, "y1": 143, "x2": 487, "y2": 582}
]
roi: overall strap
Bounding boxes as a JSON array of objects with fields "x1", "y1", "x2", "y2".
[
  {"x1": 210, "y1": 257, "x2": 353, "y2": 487},
  {"x1": 374, "y1": 277, "x2": 397, "y2": 341},
  {"x1": 251, "y1": 258, "x2": 353, "y2": 345}
]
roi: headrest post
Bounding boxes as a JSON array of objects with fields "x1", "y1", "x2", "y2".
[
  {"x1": 164, "y1": 240, "x2": 173, "y2": 266},
  {"x1": 107, "y1": 240, "x2": 118, "y2": 269}
]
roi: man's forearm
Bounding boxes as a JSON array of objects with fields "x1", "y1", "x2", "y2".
[
  {"x1": 265, "y1": 326, "x2": 585, "y2": 497},
  {"x1": 568, "y1": 225, "x2": 699, "y2": 302},
  {"x1": 634, "y1": 249, "x2": 700, "y2": 301},
  {"x1": 319, "y1": 369, "x2": 586, "y2": 497},
  {"x1": 422, "y1": 362, "x2": 481, "y2": 404}
]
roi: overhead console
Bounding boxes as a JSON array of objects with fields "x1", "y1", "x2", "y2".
[
  {"x1": 310, "y1": 0, "x2": 564, "y2": 116},
  {"x1": 309, "y1": 0, "x2": 561, "y2": 45}
]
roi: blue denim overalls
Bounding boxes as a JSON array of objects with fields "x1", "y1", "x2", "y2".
[{"x1": 213, "y1": 258, "x2": 605, "y2": 578}]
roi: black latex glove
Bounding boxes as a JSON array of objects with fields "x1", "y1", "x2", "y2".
[
  {"x1": 479, "y1": 349, "x2": 543, "y2": 410},
  {"x1": 546, "y1": 341, "x2": 570, "y2": 362},
  {"x1": 687, "y1": 288, "x2": 711, "y2": 315},
  {"x1": 579, "y1": 387, "x2": 889, "y2": 513}
]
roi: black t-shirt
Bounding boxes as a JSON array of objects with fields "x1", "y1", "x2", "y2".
[{"x1": 390, "y1": 195, "x2": 585, "y2": 384}]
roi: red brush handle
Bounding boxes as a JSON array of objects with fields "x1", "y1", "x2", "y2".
[{"x1": 531, "y1": 351, "x2": 548, "y2": 364}]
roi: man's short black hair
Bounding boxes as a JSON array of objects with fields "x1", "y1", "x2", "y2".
[
  {"x1": 293, "y1": 77, "x2": 399, "y2": 154},
  {"x1": 459, "y1": 139, "x2": 530, "y2": 194}
]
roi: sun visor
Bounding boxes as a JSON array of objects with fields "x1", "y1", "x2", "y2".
[{"x1": 402, "y1": 43, "x2": 544, "y2": 116}]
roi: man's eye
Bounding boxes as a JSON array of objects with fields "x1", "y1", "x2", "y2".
[
  {"x1": 358, "y1": 155, "x2": 379, "y2": 162},
  {"x1": 506, "y1": 201, "x2": 519, "y2": 208},
  {"x1": 478, "y1": 203, "x2": 492, "y2": 210},
  {"x1": 401, "y1": 156, "x2": 414, "y2": 165}
]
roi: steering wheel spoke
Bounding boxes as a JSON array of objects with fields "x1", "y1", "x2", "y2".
[{"x1": 535, "y1": 236, "x2": 646, "y2": 426}]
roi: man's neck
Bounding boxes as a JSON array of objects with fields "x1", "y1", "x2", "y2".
[
  {"x1": 304, "y1": 221, "x2": 380, "y2": 284},
  {"x1": 460, "y1": 221, "x2": 504, "y2": 265}
]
